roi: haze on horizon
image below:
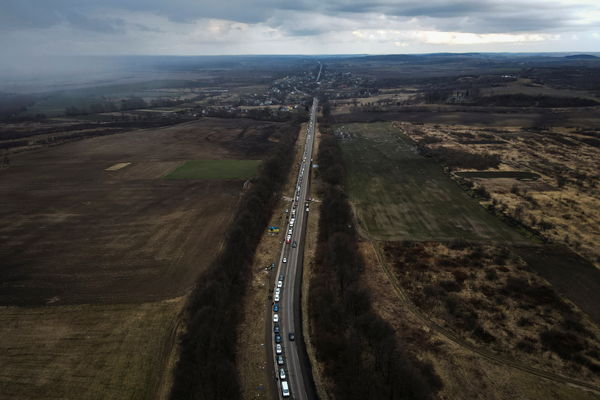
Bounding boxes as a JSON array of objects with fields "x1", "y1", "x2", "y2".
[{"x1": 1, "y1": 0, "x2": 599, "y2": 81}]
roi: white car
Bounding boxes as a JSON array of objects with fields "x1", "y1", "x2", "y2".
[
  {"x1": 277, "y1": 280, "x2": 283, "y2": 288},
  {"x1": 281, "y1": 380, "x2": 290, "y2": 397},
  {"x1": 282, "y1": 257, "x2": 287, "y2": 263},
  {"x1": 276, "y1": 344, "x2": 282, "y2": 355},
  {"x1": 279, "y1": 368, "x2": 286, "y2": 380},
  {"x1": 273, "y1": 313, "x2": 279, "y2": 323},
  {"x1": 274, "y1": 293, "x2": 280, "y2": 302}
]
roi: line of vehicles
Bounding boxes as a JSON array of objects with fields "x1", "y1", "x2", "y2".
[
  {"x1": 272, "y1": 98, "x2": 317, "y2": 399},
  {"x1": 273, "y1": 272, "x2": 293, "y2": 398}
]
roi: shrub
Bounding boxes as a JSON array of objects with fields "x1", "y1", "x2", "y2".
[
  {"x1": 540, "y1": 329, "x2": 586, "y2": 360},
  {"x1": 427, "y1": 147, "x2": 501, "y2": 170},
  {"x1": 440, "y1": 279, "x2": 462, "y2": 292},
  {"x1": 517, "y1": 338, "x2": 536, "y2": 353}
]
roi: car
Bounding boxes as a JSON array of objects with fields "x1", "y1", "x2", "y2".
[
  {"x1": 296, "y1": 196, "x2": 299, "y2": 201},
  {"x1": 287, "y1": 229, "x2": 292, "y2": 235},
  {"x1": 281, "y1": 381, "x2": 290, "y2": 397},
  {"x1": 274, "y1": 293, "x2": 280, "y2": 301},
  {"x1": 279, "y1": 368, "x2": 286, "y2": 380},
  {"x1": 277, "y1": 280, "x2": 283, "y2": 288},
  {"x1": 276, "y1": 344, "x2": 282, "y2": 354},
  {"x1": 273, "y1": 303, "x2": 279, "y2": 312},
  {"x1": 273, "y1": 313, "x2": 279, "y2": 323},
  {"x1": 282, "y1": 257, "x2": 287, "y2": 263},
  {"x1": 277, "y1": 355, "x2": 284, "y2": 365},
  {"x1": 288, "y1": 332, "x2": 295, "y2": 341},
  {"x1": 292, "y1": 241, "x2": 297, "y2": 248},
  {"x1": 273, "y1": 323, "x2": 280, "y2": 333},
  {"x1": 275, "y1": 334, "x2": 282, "y2": 343},
  {"x1": 285, "y1": 235, "x2": 291, "y2": 244},
  {"x1": 279, "y1": 274, "x2": 285, "y2": 281},
  {"x1": 306, "y1": 207, "x2": 309, "y2": 212}
]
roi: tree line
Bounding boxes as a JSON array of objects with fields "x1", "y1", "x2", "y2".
[
  {"x1": 309, "y1": 126, "x2": 442, "y2": 400},
  {"x1": 168, "y1": 122, "x2": 300, "y2": 400}
]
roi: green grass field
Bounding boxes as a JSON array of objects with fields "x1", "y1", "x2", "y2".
[
  {"x1": 340, "y1": 122, "x2": 525, "y2": 242},
  {"x1": 165, "y1": 160, "x2": 261, "y2": 180}
]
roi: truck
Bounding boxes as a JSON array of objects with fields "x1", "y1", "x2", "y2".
[{"x1": 281, "y1": 381, "x2": 290, "y2": 397}]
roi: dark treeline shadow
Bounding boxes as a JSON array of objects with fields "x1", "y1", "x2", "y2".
[
  {"x1": 169, "y1": 118, "x2": 303, "y2": 400},
  {"x1": 309, "y1": 111, "x2": 442, "y2": 399}
]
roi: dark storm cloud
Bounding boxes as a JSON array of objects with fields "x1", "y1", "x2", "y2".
[
  {"x1": 62, "y1": 11, "x2": 126, "y2": 33},
  {"x1": 329, "y1": 0, "x2": 492, "y2": 18}
]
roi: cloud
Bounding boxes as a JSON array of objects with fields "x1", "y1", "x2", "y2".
[{"x1": 0, "y1": 0, "x2": 598, "y2": 57}]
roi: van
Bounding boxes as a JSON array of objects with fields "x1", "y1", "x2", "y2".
[{"x1": 281, "y1": 381, "x2": 290, "y2": 397}]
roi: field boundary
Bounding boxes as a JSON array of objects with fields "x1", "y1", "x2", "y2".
[{"x1": 368, "y1": 240, "x2": 600, "y2": 395}]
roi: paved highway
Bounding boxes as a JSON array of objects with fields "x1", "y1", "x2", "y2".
[{"x1": 270, "y1": 97, "x2": 318, "y2": 400}]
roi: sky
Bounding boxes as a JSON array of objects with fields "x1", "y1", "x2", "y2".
[{"x1": 1, "y1": 0, "x2": 599, "y2": 58}]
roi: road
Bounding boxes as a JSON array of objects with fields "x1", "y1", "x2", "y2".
[
  {"x1": 270, "y1": 97, "x2": 318, "y2": 400},
  {"x1": 315, "y1": 62, "x2": 322, "y2": 83}
]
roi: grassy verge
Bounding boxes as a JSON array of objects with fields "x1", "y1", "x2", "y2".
[
  {"x1": 169, "y1": 123, "x2": 300, "y2": 399},
  {"x1": 164, "y1": 160, "x2": 261, "y2": 180},
  {"x1": 236, "y1": 122, "x2": 308, "y2": 399}
]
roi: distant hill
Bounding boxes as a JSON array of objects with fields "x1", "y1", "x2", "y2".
[{"x1": 565, "y1": 54, "x2": 598, "y2": 59}]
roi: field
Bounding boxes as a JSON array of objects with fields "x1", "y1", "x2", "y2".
[
  {"x1": 165, "y1": 159, "x2": 261, "y2": 180},
  {"x1": 383, "y1": 241, "x2": 600, "y2": 384},
  {"x1": 359, "y1": 241, "x2": 600, "y2": 400},
  {"x1": 0, "y1": 298, "x2": 183, "y2": 400},
  {"x1": 0, "y1": 116, "x2": 289, "y2": 398},
  {"x1": 336, "y1": 119, "x2": 600, "y2": 398},
  {"x1": 401, "y1": 122, "x2": 600, "y2": 268},
  {"x1": 339, "y1": 122, "x2": 524, "y2": 242}
]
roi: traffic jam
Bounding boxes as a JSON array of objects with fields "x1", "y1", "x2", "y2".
[{"x1": 272, "y1": 107, "x2": 314, "y2": 399}]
